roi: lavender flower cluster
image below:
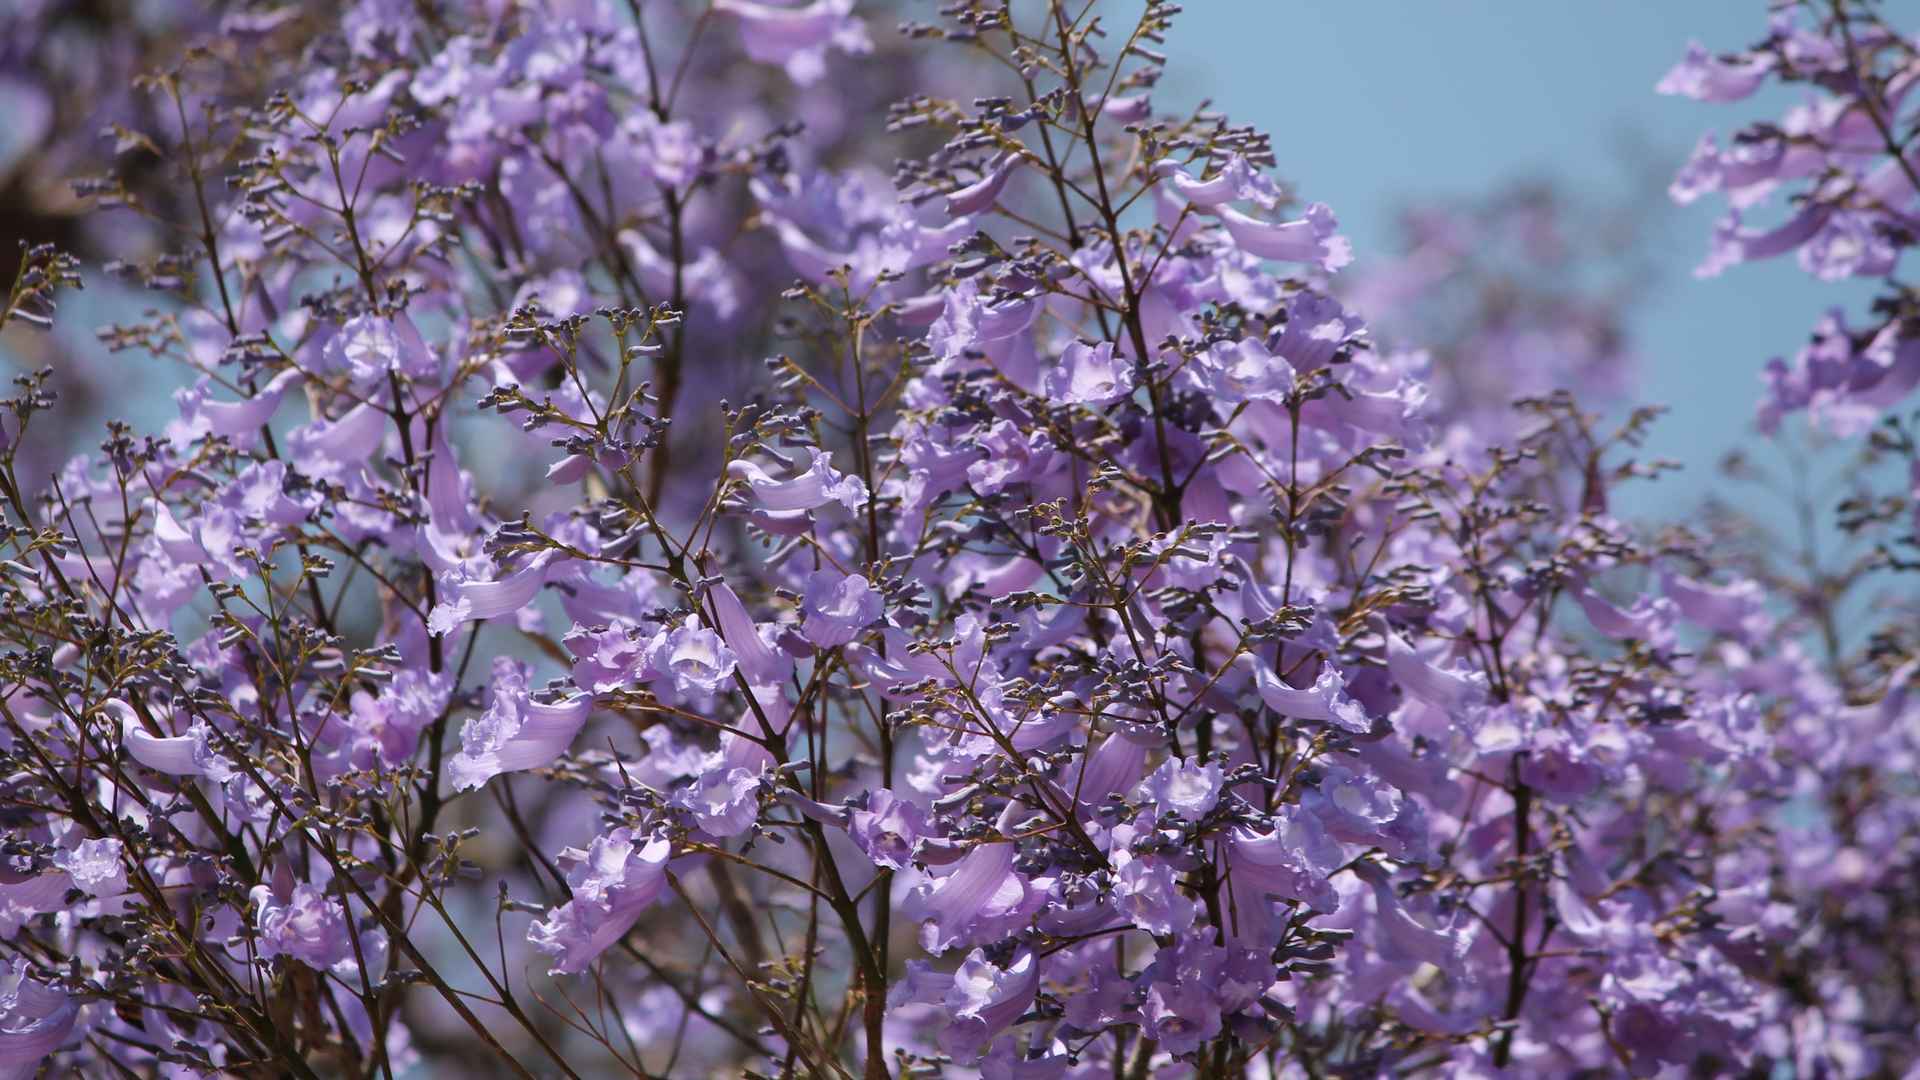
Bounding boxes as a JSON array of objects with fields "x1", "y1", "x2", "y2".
[
  {"x1": 1663, "y1": 3, "x2": 1920, "y2": 553},
  {"x1": 0, "y1": 1, "x2": 1914, "y2": 1077}
]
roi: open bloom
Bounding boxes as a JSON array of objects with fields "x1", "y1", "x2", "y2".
[
  {"x1": 1224, "y1": 806, "x2": 1344, "y2": 931},
  {"x1": 1113, "y1": 853, "x2": 1196, "y2": 936},
  {"x1": 648, "y1": 621, "x2": 739, "y2": 697},
  {"x1": 801, "y1": 570, "x2": 883, "y2": 648},
  {"x1": 182, "y1": 367, "x2": 305, "y2": 442},
  {"x1": 1143, "y1": 977, "x2": 1222, "y2": 1057},
  {"x1": 849, "y1": 789, "x2": 926, "y2": 871},
  {"x1": 1219, "y1": 202, "x2": 1353, "y2": 273},
  {"x1": 449, "y1": 658, "x2": 592, "y2": 792},
  {"x1": 0, "y1": 962, "x2": 78, "y2": 1080},
  {"x1": 1043, "y1": 340, "x2": 1134, "y2": 406},
  {"x1": 1194, "y1": 337, "x2": 1294, "y2": 404},
  {"x1": 531, "y1": 829, "x2": 673, "y2": 975},
  {"x1": 1252, "y1": 660, "x2": 1372, "y2": 733},
  {"x1": 678, "y1": 766, "x2": 761, "y2": 837},
  {"x1": 429, "y1": 550, "x2": 564, "y2": 636},
  {"x1": 322, "y1": 313, "x2": 441, "y2": 387},
  {"x1": 53, "y1": 839, "x2": 125, "y2": 899},
  {"x1": 1656, "y1": 42, "x2": 1772, "y2": 102},
  {"x1": 252, "y1": 881, "x2": 355, "y2": 972},
  {"x1": 122, "y1": 719, "x2": 237, "y2": 782},
  {"x1": 915, "y1": 842, "x2": 1024, "y2": 954},
  {"x1": 727, "y1": 449, "x2": 869, "y2": 513},
  {"x1": 1382, "y1": 622, "x2": 1488, "y2": 709},
  {"x1": 1140, "y1": 756, "x2": 1223, "y2": 820},
  {"x1": 709, "y1": 582, "x2": 793, "y2": 685},
  {"x1": 937, "y1": 949, "x2": 1040, "y2": 1063},
  {"x1": 1153, "y1": 153, "x2": 1281, "y2": 209}
]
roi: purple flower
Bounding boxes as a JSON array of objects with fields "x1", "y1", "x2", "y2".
[
  {"x1": 429, "y1": 550, "x2": 564, "y2": 636},
  {"x1": 566, "y1": 621, "x2": 651, "y2": 694},
  {"x1": 0, "y1": 962, "x2": 78, "y2": 1080},
  {"x1": 1142, "y1": 978, "x2": 1221, "y2": 1057},
  {"x1": 966, "y1": 421, "x2": 1056, "y2": 495},
  {"x1": 149, "y1": 500, "x2": 247, "y2": 581},
  {"x1": 915, "y1": 842, "x2": 1022, "y2": 955},
  {"x1": 1153, "y1": 153, "x2": 1280, "y2": 210},
  {"x1": 122, "y1": 719, "x2": 237, "y2": 783},
  {"x1": 449, "y1": 658, "x2": 592, "y2": 792},
  {"x1": 183, "y1": 368, "x2": 305, "y2": 442},
  {"x1": 1219, "y1": 202, "x2": 1353, "y2": 273},
  {"x1": 322, "y1": 313, "x2": 440, "y2": 387},
  {"x1": 727, "y1": 449, "x2": 869, "y2": 513},
  {"x1": 531, "y1": 828, "x2": 673, "y2": 975},
  {"x1": 222, "y1": 459, "x2": 320, "y2": 527},
  {"x1": 1112, "y1": 854, "x2": 1195, "y2": 936},
  {"x1": 1043, "y1": 340, "x2": 1134, "y2": 406},
  {"x1": 1800, "y1": 211, "x2": 1899, "y2": 282},
  {"x1": 946, "y1": 153, "x2": 1023, "y2": 216},
  {"x1": 1662, "y1": 573, "x2": 1765, "y2": 636},
  {"x1": 1573, "y1": 586, "x2": 1674, "y2": 641},
  {"x1": 1303, "y1": 765, "x2": 1403, "y2": 845},
  {"x1": 252, "y1": 880, "x2": 355, "y2": 972},
  {"x1": 1656, "y1": 42, "x2": 1772, "y2": 102},
  {"x1": 714, "y1": 0, "x2": 870, "y2": 85},
  {"x1": 1696, "y1": 205, "x2": 1831, "y2": 278},
  {"x1": 801, "y1": 570, "x2": 883, "y2": 649},
  {"x1": 1061, "y1": 961, "x2": 1137, "y2": 1031},
  {"x1": 0, "y1": 874, "x2": 69, "y2": 939},
  {"x1": 285, "y1": 401, "x2": 389, "y2": 474},
  {"x1": 937, "y1": 949, "x2": 1039, "y2": 1062},
  {"x1": 678, "y1": 766, "x2": 761, "y2": 838},
  {"x1": 1251, "y1": 660, "x2": 1372, "y2": 733},
  {"x1": 1354, "y1": 862, "x2": 1465, "y2": 973},
  {"x1": 1069, "y1": 733, "x2": 1150, "y2": 810},
  {"x1": 1139, "y1": 756, "x2": 1222, "y2": 820},
  {"x1": 52, "y1": 838, "x2": 124, "y2": 899},
  {"x1": 1193, "y1": 337, "x2": 1294, "y2": 405},
  {"x1": 709, "y1": 582, "x2": 793, "y2": 684},
  {"x1": 1102, "y1": 93, "x2": 1153, "y2": 124},
  {"x1": 1517, "y1": 726, "x2": 1604, "y2": 802},
  {"x1": 1225, "y1": 807, "x2": 1343, "y2": 927},
  {"x1": 345, "y1": 667, "x2": 453, "y2": 767},
  {"x1": 849, "y1": 788, "x2": 926, "y2": 871},
  {"x1": 648, "y1": 621, "x2": 739, "y2": 698},
  {"x1": 1381, "y1": 622, "x2": 1488, "y2": 709}
]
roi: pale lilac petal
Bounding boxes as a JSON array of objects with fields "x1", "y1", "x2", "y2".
[
  {"x1": 727, "y1": 450, "x2": 868, "y2": 512},
  {"x1": 709, "y1": 582, "x2": 791, "y2": 684},
  {"x1": 0, "y1": 963, "x2": 78, "y2": 1080},
  {"x1": 1382, "y1": 624, "x2": 1487, "y2": 710},
  {"x1": 531, "y1": 830, "x2": 672, "y2": 974},
  {"x1": 1252, "y1": 660, "x2": 1372, "y2": 734},
  {"x1": 1663, "y1": 573, "x2": 1765, "y2": 635},
  {"x1": 432, "y1": 551, "x2": 559, "y2": 635},
  {"x1": 1356, "y1": 863, "x2": 1465, "y2": 971},
  {"x1": 1219, "y1": 202, "x2": 1353, "y2": 272},
  {"x1": 800, "y1": 571, "x2": 883, "y2": 649},
  {"x1": 199, "y1": 369, "x2": 306, "y2": 438},
  {"x1": 1656, "y1": 42, "x2": 1772, "y2": 102},
  {"x1": 288, "y1": 401, "x2": 389, "y2": 463}
]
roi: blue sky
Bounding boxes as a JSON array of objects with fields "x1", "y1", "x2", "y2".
[{"x1": 1163, "y1": 2, "x2": 1875, "y2": 518}]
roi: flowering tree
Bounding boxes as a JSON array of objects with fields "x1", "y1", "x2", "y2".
[
  {"x1": 1657, "y1": 5, "x2": 1920, "y2": 1074},
  {"x1": 0, "y1": 1, "x2": 1915, "y2": 1077}
]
